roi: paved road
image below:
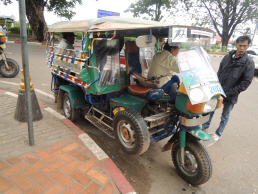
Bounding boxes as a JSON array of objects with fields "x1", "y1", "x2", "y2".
[{"x1": 1, "y1": 43, "x2": 258, "y2": 194}]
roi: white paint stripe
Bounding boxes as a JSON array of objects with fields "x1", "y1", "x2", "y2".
[
  {"x1": 78, "y1": 133, "x2": 108, "y2": 161},
  {"x1": 126, "y1": 192, "x2": 137, "y2": 194},
  {"x1": 0, "y1": 80, "x2": 19, "y2": 86},
  {"x1": 44, "y1": 107, "x2": 66, "y2": 120},
  {"x1": 5, "y1": 92, "x2": 18, "y2": 98},
  {"x1": 34, "y1": 89, "x2": 55, "y2": 99},
  {"x1": 0, "y1": 81, "x2": 54, "y2": 99}
]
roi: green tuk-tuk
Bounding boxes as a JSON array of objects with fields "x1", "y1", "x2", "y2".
[{"x1": 47, "y1": 17, "x2": 224, "y2": 185}]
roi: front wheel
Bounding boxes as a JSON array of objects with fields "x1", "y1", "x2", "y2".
[
  {"x1": 62, "y1": 92, "x2": 80, "y2": 122},
  {"x1": 0, "y1": 58, "x2": 20, "y2": 78},
  {"x1": 113, "y1": 109, "x2": 150, "y2": 156},
  {"x1": 172, "y1": 140, "x2": 212, "y2": 185}
]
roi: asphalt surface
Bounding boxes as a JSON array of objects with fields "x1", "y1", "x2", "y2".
[{"x1": 1, "y1": 43, "x2": 258, "y2": 194}]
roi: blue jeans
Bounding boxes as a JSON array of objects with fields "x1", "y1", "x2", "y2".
[{"x1": 202, "y1": 103, "x2": 235, "y2": 137}]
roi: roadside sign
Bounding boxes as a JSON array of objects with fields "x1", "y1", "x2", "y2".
[{"x1": 97, "y1": 9, "x2": 120, "y2": 18}]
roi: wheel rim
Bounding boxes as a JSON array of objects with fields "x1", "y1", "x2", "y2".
[
  {"x1": 1, "y1": 62, "x2": 16, "y2": 76},
  {"x1": 176, "y1": 149, "x2": 198, "y2": 177},
  {"x1": 63, "y1": 96, "x2": 71, "y2": 118},
  {"x1": 117, "y1": 120, "x2": 136, "y2": 149}
]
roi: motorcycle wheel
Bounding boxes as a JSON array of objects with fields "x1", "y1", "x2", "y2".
[
  {"x1": 113, "y1": 109, "x2": 150, "y2": 156},
  {"x1": 0, "y1": 58, "x2": 20, "y2": 78},
  {"x1": 62, "y1": 92, "x2": 80, "y2": 122},
  {"x1": 172, "y1": 140, "x2": 212, "y2": 185}
]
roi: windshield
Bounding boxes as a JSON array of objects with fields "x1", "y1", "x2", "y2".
[
  {"x1": 168, "y1": 26, "x2": 215, "y2": 49},
  {"x1": 178, "y1": 46, "x2": 225, "y2": 104}
]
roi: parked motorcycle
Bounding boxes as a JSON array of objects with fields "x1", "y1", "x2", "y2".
[{"x1": 0, "y1": 30, "x2": 20, "y2": 78}]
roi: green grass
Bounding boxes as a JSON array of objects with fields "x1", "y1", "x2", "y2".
[{"x1": 207, "y1": 51, "x2": 227, "y2": 55}]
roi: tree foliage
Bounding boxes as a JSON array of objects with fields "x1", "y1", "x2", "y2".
[
  {"x1": 182, "y1": 0, "x2": 258, "y2": 46},
  {"x1": 125, "y1": 0, "x2": 176, "y2": 21},
  {"x1": 0, "y1": 0, "x2": 83, "y2": 41}
]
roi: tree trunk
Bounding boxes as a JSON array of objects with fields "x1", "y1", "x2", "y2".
[
  {"x1": 222, "y1": 37, "x2": 229, "y2": 46},
  {"x1": 221, "y1": 33, "x2": 230, "y2": 52},
  {"x1": 25, "y1": 0, "x2": 48, "y2": 42}
]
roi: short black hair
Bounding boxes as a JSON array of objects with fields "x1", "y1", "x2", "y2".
[
  {"x1": 236, "y1": 35, "x2": 251, "y2": 44},
  {"x1": 62, "y1": 32, "x2": 76, "y2": 39},
  {"x1": 163, "y1": 41, "x2": 179, "y2": 51}
]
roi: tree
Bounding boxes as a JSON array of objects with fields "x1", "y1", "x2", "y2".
[
  {"x1": 125, "y1": 0, "x2": 176, "y2": 21},
  {"x1": 182, "y1": 0, "x2": 258, "y2": 47},
  {"x1": 1, "y1": 0, "x2": 82, "y2": 42}
]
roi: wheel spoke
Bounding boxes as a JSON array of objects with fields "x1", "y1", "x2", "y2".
[{"x1": 64, "y1": 98, "x2": 71, "y2": 117}]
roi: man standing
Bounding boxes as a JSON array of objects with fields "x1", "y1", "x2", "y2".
[
  {"x1": 202, "y1": 35, "x2": 255, "y2": 141},
  {"x1": 147, "y1": 41, "x2": 180, "y2": 87}
]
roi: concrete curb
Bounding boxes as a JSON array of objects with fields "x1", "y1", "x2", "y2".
[
  {"x1": 7, "y1": 40, "x2": 81, "y2": 48},
  {"x1": 0, "y1": 89, "x2": 136, "y2": 194}
]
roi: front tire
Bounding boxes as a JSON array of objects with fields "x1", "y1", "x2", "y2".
[
  {"x1": 0, "y1": 58, "x2": 20, "y2": 78},
  {"x1": 113, "y1": 109, "x2": 150, "y2": 156},
  {"x1": 172, "y1": 140, "x2": 212, "y2": 185},
  {"x1": 62, "y1": 92, "x2": 80, "y2": 122}
]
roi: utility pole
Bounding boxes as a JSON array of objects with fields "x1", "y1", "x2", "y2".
[{"x1": 15, "y1": 0, "x2": 43, "y2": 146}]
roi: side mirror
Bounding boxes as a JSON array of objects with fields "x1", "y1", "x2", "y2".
[
  {"x1": 171, "y1": 82, "x2": 178, "y2": 94},
  {"x1": 136, "y1": 35, "x2": 156, "y2": 48}
]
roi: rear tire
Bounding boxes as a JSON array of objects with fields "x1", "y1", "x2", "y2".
[
  {"x1": 62, "y1": 92, "x2": 80, "y2": 122},
  {"x1": 113, "y1": 109, "x2": 150, "y2": 156},
  {"x1": 0, "y1": 58, "x2": 20, "y2": 78},
  {"x1": 172, "y1": 140, "x2": 212, "y2": 185}
]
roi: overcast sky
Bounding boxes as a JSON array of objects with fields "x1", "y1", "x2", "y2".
[{"x1": 0, "y1": 0, "x2": 134, "y2": 25}]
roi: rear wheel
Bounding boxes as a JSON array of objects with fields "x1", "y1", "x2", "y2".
[
  {"x1": 0, "y1": 58, "x2": 20, "y2": 78},
  {"x1": 113, "y1": 109, "x2": 150, "y2": 156},
  {"x1": 172, "y1": 140, "x2": 212, "y2": 185},
  {"x1": 62, "y1": 92, "x2": 80, "y2": 122}
]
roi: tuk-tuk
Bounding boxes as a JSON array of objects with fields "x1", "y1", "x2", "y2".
[{"x1": 47, "y1": 17, "x2": 225, "y2": 185}]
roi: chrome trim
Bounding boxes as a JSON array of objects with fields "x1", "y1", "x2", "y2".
[
  {"x1": 144, "y1": 112, "x2": 172, "y2": 128},
  {"x1": 179, "y1": 114, "x2": 209, "y2": 127}
]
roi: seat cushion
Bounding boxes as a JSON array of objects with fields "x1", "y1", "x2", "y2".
[{"x1": 128, "y1": 85, "x2": 153, "y2": 97}]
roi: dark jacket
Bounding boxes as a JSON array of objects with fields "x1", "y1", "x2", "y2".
[{"x1": 218, "y1": 50, "x2": 255, "y2": 104}]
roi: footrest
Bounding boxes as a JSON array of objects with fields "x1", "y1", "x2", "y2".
[{"x1": 85, "y1": 106, "x2": 115, "y2": 139}]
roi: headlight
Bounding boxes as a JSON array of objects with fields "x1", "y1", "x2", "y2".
[{"x1": 203, "y1": 98, "x2": 217, "y2": 113}]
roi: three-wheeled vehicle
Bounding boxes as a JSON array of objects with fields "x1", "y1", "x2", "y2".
[{"x1": 46, "y1": 17, "x2": 225, "y2": 185}]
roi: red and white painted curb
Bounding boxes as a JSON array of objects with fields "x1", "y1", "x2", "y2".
[
  {"x1": 0, "y1": 89, "x2": 136, "y2": 194},
  {"x1": 208, "y1": 54, "x2": 224, "y2": 58}
]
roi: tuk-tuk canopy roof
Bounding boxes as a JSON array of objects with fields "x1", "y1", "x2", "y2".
[
  {"x1": 48, "y1": 16, "x2": 173, "y2": 33},
  {"x1": 48, "y1": 16, "x2": 216, "y2": 38}
]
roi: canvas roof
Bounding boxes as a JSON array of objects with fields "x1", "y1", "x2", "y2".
[
  {"x1": 48, "y1": 16, "x2": 173, "y2": 33},
  {"x1": 0, "y1": 16, "x2": 14, "y2": 21},
  {"x1": 48, "y1": 16, "x2": 215, "y2": 34}
]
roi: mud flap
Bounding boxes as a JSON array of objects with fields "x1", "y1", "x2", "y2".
[{"x1": 201, "y1": 135, "x2": 216, "y2": 147}]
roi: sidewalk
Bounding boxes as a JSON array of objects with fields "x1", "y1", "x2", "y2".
[{"x1": 0, "y1": 90, "x2": 136, "y2": 194}]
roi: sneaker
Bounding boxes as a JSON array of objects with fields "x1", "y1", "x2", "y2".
[
  {"x1": 202, "y1": 128, "x2": 212, "y2": 135},
  {"x1": 213, "y1": 134, "x2": 220, "y2": 141}
]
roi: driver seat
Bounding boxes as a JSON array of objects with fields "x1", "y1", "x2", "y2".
[
  {"x1": 128, "y1": 85, "x2": 153, "y2": 97},
  {"x1": 133, "y1": 71, "x2": 158, "y2": 89},
  {"x1": 127, "y1": 71, "x2": 158, "y2": 97}
]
